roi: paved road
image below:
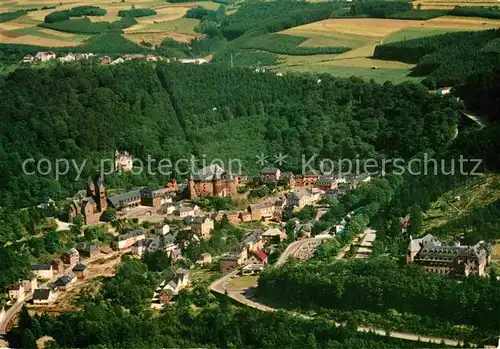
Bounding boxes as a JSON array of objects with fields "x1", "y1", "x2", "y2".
[
  {"x1": 355, "y1": 229, "x2": 376, "y2": 259},
  {"x1": 275, "y1": 236, "x2": 332, "y2": 267},
  {"x1": 0, "y1": 293, "x2": 32, "y2": 348},
  {"x1": 210, "y1": 272, "x2": 463, "y2": 347}
]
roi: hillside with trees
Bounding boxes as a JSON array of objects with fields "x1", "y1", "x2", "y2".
[
  {"x1": 7, "y1": 257, "x2": 448, "y2": 349},
  {"x1": 0, "y1": 62, "x2": 462, "y2": 210},
  {"x1": 373, "y1": 29, "x2": 500, "y2": 87}
]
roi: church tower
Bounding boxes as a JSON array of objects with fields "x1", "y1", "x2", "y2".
[{"x1": 95, "y1": 178, "x2": 107, "y2": 212}]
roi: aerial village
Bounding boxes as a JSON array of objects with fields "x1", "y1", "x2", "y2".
[
  {"x1": 22, "y1": 51, "x2": 211, "y2": 66},
  {"x1": 2, "y1": 150, "x2": 491, "y2": 315}
]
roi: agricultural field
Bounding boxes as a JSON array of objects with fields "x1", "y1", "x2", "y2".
[
  {"x1": 0, "y1": 0, "x2": 219, "y2": 46},
  {"x1": 274, "y1": 16, "x2": 500, "y2": 82},
  {"x1": 412, "y1": 0, "x2": 500, "y2": 10}
]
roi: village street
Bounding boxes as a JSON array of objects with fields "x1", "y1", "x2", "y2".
[{"x1": 355, "y1": 228, "x2": 376, "y2": 259}]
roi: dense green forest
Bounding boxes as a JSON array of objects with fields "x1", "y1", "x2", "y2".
[
  {"x1": 0, "y1": 10, "x2": 27, "y2": 23},
  {"x1": 8, "y1": 257, "x2": 449, "y2": 348},
  {"x1": 455, "y1": 68, "x2": 500, "y2": 123},
  {"x1": 118, "y1": 8, "x2": 157, "y2": 18},
  {"x1": 387, "y1": 9, "x2": 448, "y2": 19},
  {"x1": 44, "y1": 6, "x2": 107, "y2": 23},
  {"x1": 40, "y1": 16, "x2": 137, "y2": 34},
  {"x1": 258, "y1": 258, "x2": 500, "y2": 333},
  {"x1": 0, "y1": 62, "x2": 462, "y2": 210},
  {"x1": 219, "y1": 0, "x2": 347, "y2": 40},
  {"x1": 373, "y1": 29, "x2": 500, "y2": 87},
  {"x1": 450, "y1": 5, "x2": 500, "y2": 19},
  {"x1": 349, "y1": 0, "x2": 412, "y2": 18}
]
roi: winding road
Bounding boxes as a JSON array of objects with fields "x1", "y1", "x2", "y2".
[
  {"x1": 0, "y1": 293, "x2": 32, "y2": 348},
  {"x1": 210, "y1": 270, "x2": 463, "y2": 347},
  {"x1": 210, "y1": 227, "x2": 463, "y2": 347}
]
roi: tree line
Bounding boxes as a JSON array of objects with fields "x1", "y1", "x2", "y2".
[
  {"x1": 257, "y1": 258, "x2": 500, "y2": 332},
  {"x1": 373, "y1": 29, "x2": 500, "y2": 87},
  {"x1": 8, "y1": 256, "x2": 448, "y2": 349}
]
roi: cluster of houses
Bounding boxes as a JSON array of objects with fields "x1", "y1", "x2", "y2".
[
  {"x1": 23, "y1": 51, "x2": 95, "y2": 64},
  {"x1": 21, "y1": 246, "x2": 94, "y2": 305},
  {"x1": 407, "y1": 234, "x2": 491, "y2": 277},
  {"x1": 22, "y1": 51, "x2": 211, "y2": 66},
  {"x1": 219, "y1": 227, "x2": 287, "y2": 275},
  {"x1": 125, "y1": 218, "x2": 215, "y2": 262},
  {"x1": 258, "y1": 166, "x2": 371, "y2": 194}
]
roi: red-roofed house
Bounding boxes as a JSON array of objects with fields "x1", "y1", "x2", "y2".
[
  {"x1": 255, "y1": 249, "x2": 268, "y2": 263},
  {"x1": 246, "y1": 249, "x2": 268, "y2": 265}
]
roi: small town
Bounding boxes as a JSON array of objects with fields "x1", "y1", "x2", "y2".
[
  {"x1": 22, "y1": 51, "x2": 212, "y2": 66},
  {"x1": 1, "y1": 148, "x2": 497, "y2": 348}
]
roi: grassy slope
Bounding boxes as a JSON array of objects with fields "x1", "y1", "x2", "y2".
[
  {"x1": 421, "y1": 173, "x2": 500, "y2": 234},
  {"x1": 383, "y1": 27, "x2": 464, "y2": 44},
  {"x1": 421, "y1": 172, "x2": 500, "y2": 272}
]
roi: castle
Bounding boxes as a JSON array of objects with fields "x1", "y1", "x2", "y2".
[
  {"x1": 115, "y1": 150, "x2": 133, "y2": 172},
  {"x1": 69, "y1": 177, "x2": 108, "y2": 225},
  {"x1": 188, "y1": 164, "x2": 238, "y2": 199}
]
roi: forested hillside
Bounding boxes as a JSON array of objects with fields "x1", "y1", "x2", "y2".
[
  {"x1": 373, "y1": 29, "x2": 500, "y2": 87},
  {"x1": 7, "y1": 257, "x2": 446, "y2": 349},
  {"x1": 0, "y1": 62, "x2": 461, "y2": 209},
  {"x1": 258, "y1": 258, "x2": 500, "y2": 334}
]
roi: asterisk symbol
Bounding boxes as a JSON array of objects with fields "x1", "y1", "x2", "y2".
[
  {"x1": 274, "y1": 153, "x2": 288, "y2": 166},
  {"x1": 256, "y1": 153, "x2": 269, "y2": 166}
]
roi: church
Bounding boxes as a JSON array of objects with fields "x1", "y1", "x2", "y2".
[{"x1": 69, "y1": 177, "x2": 108, "y2": 225}]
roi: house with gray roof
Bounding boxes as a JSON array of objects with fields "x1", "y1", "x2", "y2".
[{"x1": 407, "y1": 234, "x2": 490, "y2": 277}]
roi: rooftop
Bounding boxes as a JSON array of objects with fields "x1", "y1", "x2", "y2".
[
  {"x1": 118, "y1": 229, "x2": 145, "y2": 241},
  {"x1": 108, "y1": 189, "x2": 141, "y2": 208},
  {"x1": 33, "y1": 289, "x2": 52, "y2": 300},
  {"x1": 191, "y1": 164, "x2": 233, "y2": 181},
  {"x1": 260, "y1": 166, "x2": 279, "y2": 174},
  {"x1": 31, "y1": 264, "x2": 51, "y2": 271},
  {"x1": 72, "y1": 264, "x2": 87, "y2": 272}
]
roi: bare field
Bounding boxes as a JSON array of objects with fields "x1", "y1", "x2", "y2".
[
  {"x1": 285, "y1": 18, "x2": 427, "y2": 38},
  {"x1": 124, "y1": 31, "x2": 197, "y2": 44},
  {"x1": 0, "y1": 33, "x2": 72, "y2": 46},
  {"x1": 136, "y1": 6, "x2": 192, "y2": 24},
  {"x1": 277, "y1": 15, "x2": 500, "y2": 81},
  {"x1": 125, "y1": 17, "x2": 201, "y2": 36}
]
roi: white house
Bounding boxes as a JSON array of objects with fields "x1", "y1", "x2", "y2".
[
  {"x1": 178, "y1": 206, "x2": 195, "y2": 218},
  {"x1": 117, "y1": 230, "x2": 146, "y2": 250},
  {"x1": 23, "y1": 55, "x2": 34, "y2": 63},
  {"x1": 153, "y1": 224, "x2": 170, "y2": 236},
  {"x1": 35, "y1": 51, "x2": 56, "y2": 62},
  {"x1": 33, "y1": 288, "x2": 56, "y2": 305},
  {"x1": 163, "y1": 268, "x2": 189, "y2": 295},
  {"x1": 31, "y1": 264, "x2": 53, "y2": 279},
  {"x1": 115, "y1": 150, "x2": 133, "y2": 172},
  {"x1": 7, "y1": 283, "x2": 25, "y2": 301},
  {"x1": 59, "y1": 54, "x2": 75, "y2": 63},
  {"x1": 110, "y1": 57, "x2": 125, "y2": 65}
]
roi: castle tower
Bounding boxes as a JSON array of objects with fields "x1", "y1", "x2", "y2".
[
  {"x1": 95, "y1": 178, "x2": 107, "y2": 212},
  {"x1": 188, "y1": 176, "x2": 197, "y2": 199},
  {"x1": 87, "y1": 176, "x2": 96, "y2": 197}
]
